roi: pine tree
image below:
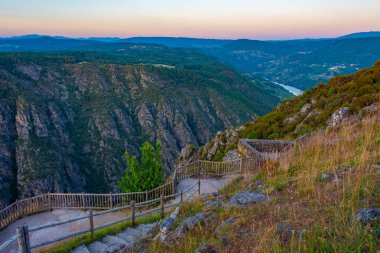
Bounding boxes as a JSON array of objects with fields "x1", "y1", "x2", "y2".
[{"x1": 117, "y1": 141, "x2": 164, "y2": 193}]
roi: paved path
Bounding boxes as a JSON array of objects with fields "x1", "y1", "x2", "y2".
[{"x1": 0, "y1": 174, "x2": 239, "y2": 252}]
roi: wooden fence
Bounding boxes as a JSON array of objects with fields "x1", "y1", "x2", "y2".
[
  {"x1": 0, "y1": 181, "x2": 175, "y2": 230},
  {"x1": 175, "y1": 158, "x2": 259, "y2": 181},
  {"x1": 1, "y1": 158, "x2": 259, "y2": 231},
  {"x1": 0, "y1": 181, "x2": 199, "y2": 253}
]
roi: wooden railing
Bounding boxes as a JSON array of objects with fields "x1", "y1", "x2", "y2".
[
  {"x1": 175, "y1": 158, "x2": 259, "y2": 181},
  {"x1": 0, "y1": 181, "x2": 175, "y2": 230},
  {"x1": 0, "y1": 182, "x2": 199, "y2": 253},
  {"x1": 1, "y1": 158, "x2": 258, "y2": 230}
]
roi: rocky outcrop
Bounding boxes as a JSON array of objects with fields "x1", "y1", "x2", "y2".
[
  {"x1": 327, "y1": 107, "x2": 350, "y2": 128},
  {"x1": 355, "y1": 208, "x2": 380, "y2": 225},
  {"x1": 226, "y1": 191, "x2": 270, "y2": 207}
]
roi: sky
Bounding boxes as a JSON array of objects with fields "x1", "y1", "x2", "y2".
[{"x1": 1, "y1": 0, "x2": 380, "y2": 40}]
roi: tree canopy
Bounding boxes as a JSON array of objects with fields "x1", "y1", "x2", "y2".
[{"x1": 117, "y1": 141, "x2": 164, "y2": 193}]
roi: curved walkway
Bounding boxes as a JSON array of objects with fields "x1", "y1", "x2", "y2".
[{"x1": 0, "y1": 174, "x2": 239, "y2": 253}]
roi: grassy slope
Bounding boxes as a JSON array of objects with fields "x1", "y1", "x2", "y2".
[
  {"x1": 149, "y1": 115, "x2": 380, "y2": 252},
  {"x1": 241, "y1": 61, "x2": 380, "y2": 140}
]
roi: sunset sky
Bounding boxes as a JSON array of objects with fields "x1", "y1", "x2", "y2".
[{"x1": 1, "y1": 0, "x2": 380, "y2": 39}]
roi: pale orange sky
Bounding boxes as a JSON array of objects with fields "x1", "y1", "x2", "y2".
[{"x1": 1, "y1": 0, "x2": 380, "y2": 39}]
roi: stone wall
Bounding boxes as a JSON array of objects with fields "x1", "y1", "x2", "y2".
[{"x1": 238, "y1": 139, "x2": 294, "y2": 161}]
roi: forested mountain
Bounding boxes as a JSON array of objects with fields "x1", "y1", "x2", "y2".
[{"x1": 0, "y1": 46, "x2": 290, "y2": 207}]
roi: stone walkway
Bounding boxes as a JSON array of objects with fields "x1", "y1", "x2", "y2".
[{"x1": 0, "y1": 174, "x2": 239, "y2": 253}]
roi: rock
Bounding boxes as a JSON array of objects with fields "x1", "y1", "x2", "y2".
[
  {"x1": 178, "y1": 145, "x2": 199, "y2": 165},
  {"x1": 249, "y1": 180, "x2": 266, "y2": 191},
  {"x1": 201, "y1": 192, "x2": 220, "y2": 198},
  {"x1": 284, "y1": 115, "x2": 298, "y2": 124},
  {"x1": 73, "y1": 246, "x2": 91, "y2": 253},
  {"x1": 214, "y1": 217, "x2": 236, "y2": 236},
  {"x1": 203, "y1": 200, "x2": 222, "y2": 208},
  {"x1": 194, "y1": 243, "x2": 218, "y2": 253},
  {"x1": 220, "y1": 235, "x2": 229, "y2": 246},
  {"x1": 355, "y1": 208, "x2": 380, "y2": 224},
  {"x1": 174, "y1": 212, "x2": 208, "y2": 237},
  {"x1": 223, "y1": 149, "x2": 240, "y2": 161},
  {"x1": 87, "y1": 241, "x2": 108, "y2": 253},
  {"x1": 360, "y1": 105, "x2": 380, "y2": 115},
  {"x1": 320, "y1": 173, "x2": 342, "y2": 182},
  {"x1": 226, "y1": 191, "x2": 270, "y2": 207},
  {"x1": 237, "y1": 125, "x2": 245, "y2": 131},
  {"x1": 277, "y1": 225, "x2": 304, "y2": 239},
  {"x1": 369, "y1": 164, "x2": 380, "y2": 170},
  {"x1": 257, "y1": 185, "x2": 266, "y2": 192},
  {"x1": 300, "y1": 103, "x2": 311, "y2": 114},
  {"x1": 160, "y1": 207, "x2": 179, "y2": 234},
  {"x1": 327, "y1": 107, "x2": 350, "y2": 127}
]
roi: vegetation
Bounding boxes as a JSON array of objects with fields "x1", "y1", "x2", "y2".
[
  {"x1": 240, "y1": 61, "x2": 380, "y2": 140},
  {"x1": 148, "y1": 115, "x2": 380, "y2": 252},
  {"x1": 118, "y1": 141, "x2": 164, "y2": 192}
]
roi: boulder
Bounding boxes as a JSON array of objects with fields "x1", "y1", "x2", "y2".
[
  {"x1": 327, "y1": 107, "x2": 349, "y2": 127},
  {"x1": 214, "y1": 217, "x2": 236, "y2": 236},
  {"x1": 223, "y1": 149, "x2": 240, "y2": 161},
  {"x1": 194, "y1": 243, "x2": 219, "y2": 253},
  {"x1": 174, "y1": 212, "x2": 217, "y2": 237},
  {"x1": 226, "y1": 191, "x2": 270, "y2": 207},
  {"x1": 160, "y1": 207, "x2": 179, "y2": 234},
  {"x1": 203, "y1": 200, "x2": 222, "y2": 208},
  {"x1": 355, "y1": 208, "x2": 380, "y2": 224},
  {"x1": 300, "y1": 103, "x2": 311, "y2": 114},
  {"x1": 277, "y1": 225, "x2": 304, "y2": 239}
]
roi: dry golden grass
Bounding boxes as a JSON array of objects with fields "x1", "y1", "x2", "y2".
[{"x1": 147, "y1": 115, "x2": 380, "y2": 253}]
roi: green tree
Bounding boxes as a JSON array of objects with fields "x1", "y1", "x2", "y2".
[{"x1": 117, "y1": 141, "x2": 164, "y2": 193}]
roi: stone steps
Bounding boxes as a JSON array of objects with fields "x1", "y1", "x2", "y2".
[{"x1": 71, "y1": 222, "x2": 157, "y2": 253}]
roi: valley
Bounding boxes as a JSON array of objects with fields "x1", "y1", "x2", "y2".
[{"x1": 0, "y1": 47, "x2": 290, "y2": 208}]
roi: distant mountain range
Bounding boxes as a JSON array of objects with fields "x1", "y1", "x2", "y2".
[
  {"x1": 339, "y1": 31, "x2": 380, "y2": 39},
  {"x1": 3, "y1": 31, "x2": 380, "y2": 43},
  {"x1": 1, "y1": 31, "x2": 380, "y2": 90}
]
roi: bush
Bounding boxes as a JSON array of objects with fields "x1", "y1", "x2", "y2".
[{"x1": 117, "y1": 141, "x2": 164, "y2": 192}]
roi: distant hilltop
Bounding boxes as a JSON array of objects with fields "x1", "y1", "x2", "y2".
[{"x1": 339, "y1": 31, "x2": 380, "y2": 39}]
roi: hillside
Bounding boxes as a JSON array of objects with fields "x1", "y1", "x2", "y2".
[
  {"x1": 0, "y1": 47, "x2": 290, "y2": 208},
  {"x1": 185, "y1": 61, "x2": 380, "y2": 162},
  {"x1": 150, "y1": 114, "x2": 380, "y2": 252}
]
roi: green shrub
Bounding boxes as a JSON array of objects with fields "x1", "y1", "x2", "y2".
[{"x1": 118, "y1": 141, "x2": 164, "y2": 192}]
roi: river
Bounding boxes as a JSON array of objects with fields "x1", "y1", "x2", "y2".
[{"x1": 271, "y1": 81, "x2": 303, "y2": 96}]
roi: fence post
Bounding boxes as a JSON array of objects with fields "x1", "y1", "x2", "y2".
[
  {"x1": 145, "y1": 191, "x2": 148, "y2": 201},
  {"x1": 180, "y1": 191, "x2": 183, "y2": 203},
  {"x1": 172, "y1": 180, "x2": 175, "y2": 194},
  {"x1": 82, "y1": 193, "x2": 86, "y2": 210},
  {"x1": 48, "y1": 192, "x2": 52, "y2": 211},
  {"x1": 89, "y1": 210, "x2": 94, "y2": 239},
  {"x1": 131, "y1": 201, "x2": 135, "y2": 227},
  {"x1": 160, "y1": 195, "x2": 164, "y2": 218},
  {"x1": 17, "y1": 226, "x2": 30, "y2": 253},
  {"x1": 109, "y1": 193, "x2": 113, "y2": 209},
  {"x1": 198, "y1": 178, "x2": 201, "y2": 196}
]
